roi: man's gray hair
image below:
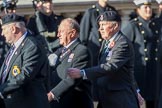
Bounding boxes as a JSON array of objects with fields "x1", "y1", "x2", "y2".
[{"x1": 63, "y1": 18, "x2": 80, "y2": 33}]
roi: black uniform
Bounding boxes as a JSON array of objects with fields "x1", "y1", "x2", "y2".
[
  {"x1": 121, "y1": 16, "x2": 162, "y2": 108},
  {"x1": 79, "y1": 3, "x2": 117, "y2": 66},
  {"x1": 27, "y1": 11, "x2": 64, "y2": 53},
  {"x1": 156, "y1": 11, "x2": 162, "y2": 108}
]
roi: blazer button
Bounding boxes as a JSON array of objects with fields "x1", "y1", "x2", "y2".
[
  {"x1": 144, "y1": 40, "x2": 146, "y2": 43},
  {"x1": 144, "y1": 49, "x2": 147, "y2": 52},
  {"x1": 145, "y1": 57, "x2": 148, "y2": 61},
  {"x1": 155, "y1": 48, "x2": 158, "y2": 52},
  {"x1": 141, "y1": 31, "x2": 145, "y2": 34},
  {"x1": 155, "y1": 57, "x2": 158, "y2": 61},
  {"x1": 99, "y1": 38, "x2": 102, "y2": 42}
]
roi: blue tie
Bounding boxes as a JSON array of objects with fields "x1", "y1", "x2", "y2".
[
  {"x1": 103, "y1": 41, "x2": 110, "y2": 54},
  {"x1": 1, "y1": 45, "x2": 15, "y2": 83},
  {"x1": 62, "y1": 47, "x2": 67, "y2": 54}
]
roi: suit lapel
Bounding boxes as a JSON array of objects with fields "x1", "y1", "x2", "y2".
[
  {"x1": 4, "y1": 36, "x2": 27, "y2": 81},
  {"x1": 59, "y1": 39, "x2": 80, "y2": 62},
  {"x1": 99, "y1": 31, "x2": 122, "y2": 62},
  {"x1": 0, "y1": 48, "x2": 12, "y2": 77},
  {"x1": 0, "y1": 62, "x2": 6, "y2": 77}
]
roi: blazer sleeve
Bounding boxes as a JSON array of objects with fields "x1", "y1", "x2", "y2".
[
  {"x1": 51, "y1": 46, "x2": 90, "y2": 99},
  {"x1": 85, "y1": 38, "x2": 132, "y2": 80}
]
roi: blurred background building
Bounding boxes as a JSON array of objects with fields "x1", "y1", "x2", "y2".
[{"x1": 0, "y1": 0, "x2": 160, "y2": 23}]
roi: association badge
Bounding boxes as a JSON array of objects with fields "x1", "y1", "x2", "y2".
[
  {"x1": 12, "y1": 66, "x2": 21, "y2": 77},
  {"x1": 68, "y1": 53, "x2": 74, "y2": 62}
]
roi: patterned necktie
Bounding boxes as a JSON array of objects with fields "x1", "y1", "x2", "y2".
[
  {"x1": 62, "y1": 47, "x2": 67, "y2": 54},
  {"x1": 1, "y1": 45, "x2": 15, "y2": 83},
  {"x1": 60, "y1": 47, "x2": 68, "y2": 58},
  {"x1": 103, "y1": 41, "x2": 110, "y2": 54}
]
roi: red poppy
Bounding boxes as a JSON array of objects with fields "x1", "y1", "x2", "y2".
[{"x1": 109, "y1": 41, "x2": 115, "y2": 49}]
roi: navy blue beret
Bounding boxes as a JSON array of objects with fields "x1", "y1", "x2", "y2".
[
  {"x1": 1, "y1": 14, "x2": 24, "y2": 26},
  {"x1": 97, "y1": 11, "x2": 121, "y2": 22}
]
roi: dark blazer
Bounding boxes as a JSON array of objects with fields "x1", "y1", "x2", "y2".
[
  {"x1": 84, "y1": 31, "x2": 139, "y2": 108},
  {"x1": 0, "y1": 33, "x2": 50, "y2": 108},
  {"x1": 121, "y1": 16, "x2": 162, "y2": 101},
  {"x1": 50, "y1": 39, "x2": 93, "y2": 108},
  {"x1": 79, "y1": 3, "x2": 116, "y2": 66}
]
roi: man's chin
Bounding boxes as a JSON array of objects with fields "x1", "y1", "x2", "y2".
[{"x1": 45, "y1": 11, "x2": 52, "y2": 15}]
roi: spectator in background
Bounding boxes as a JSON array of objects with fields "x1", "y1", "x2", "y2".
[
  {"x1": 156, "y1": 0, "x2": 162, "y2": 19},
  {"x1": 121, "y1": 0, "x2": 162, "y2": 108},
  {"x1": 0, "y1": 0, "x2": 17, "y2": 14},
  {"x1": 27, "y1": 0, "x2": 64, "y2": 54},
  {"x1": 155, "y1": 1, "x2": 162, "y2": 108},
  {"x1": 47, "y1": 18, "x2": 93, "y2": 108}
]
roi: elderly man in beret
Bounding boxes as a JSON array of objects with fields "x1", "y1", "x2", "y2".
[
  {"x1": 0, "y1": 13, "x2": 50, "y2": 108},
  {"x1": 67, "y1": 10, "x2": 139, "y2": 108}
]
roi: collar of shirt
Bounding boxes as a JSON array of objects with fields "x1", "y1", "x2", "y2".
[
  {"x1": 107, "y1": 31, "x2": 118, "y2": 48},
  {"x1": 6, "y1": 32, "x2": 27, "y2": 65},
  {"x1": 13, "y1": 31, "x2": 27, "y2": 52},
  {"x1": 64, "y1": 38, "x2": 77, "y2": 49}
]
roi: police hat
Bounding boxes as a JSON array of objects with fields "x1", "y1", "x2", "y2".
[
  {"x1": 0, "y1": 0, "x2": 18, "y2": 11},
  {"x1": 42, "y1": 0, "x2": 52, "y2": 2},
  {"x1": 33, "y1": 0, "x2": 52, "y2": 2},
  {"x1": 156, "y1": 0, "x2": 162, "y2": 4},
  {"x1": 1, "y1": 14, "x2": 24, "y2": 26},
  {"x1": 97, "y1": 10, "x2": 121, "y2": 22},
  {"x1": 133, "y1": 0, "x2": 151, "y2": 6}
]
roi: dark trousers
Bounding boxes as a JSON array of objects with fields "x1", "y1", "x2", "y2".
[
  {"x1": 146, "y1": 100, "x2": 157, "y2": 108},
  {"x1": 97, "y1": 102, "x2": 102, "y2": 108},
  {"x1": 0, "y1": 98, "x2": 5, "y2": 108}
]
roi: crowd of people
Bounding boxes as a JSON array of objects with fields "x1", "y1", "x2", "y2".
[{"x1": 0, "y1": 0, "x2": 162, "y2": 108}]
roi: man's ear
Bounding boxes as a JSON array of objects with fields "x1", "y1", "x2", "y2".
[{"x1": 11, "y1": 25, "x2": 16, "y2": 34}]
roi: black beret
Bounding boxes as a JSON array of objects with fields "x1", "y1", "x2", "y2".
[
  {"x1": 97, "y1": 11, "x2": 121, "y2": 22},
  {"x1": 1, "y1": 14, "x2": 24, "y2": 26}
]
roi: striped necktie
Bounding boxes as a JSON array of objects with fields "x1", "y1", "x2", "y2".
[
  {"x1": 103, "y1": 40, "x2": 110, "y2": 54},
  {"x1": 1, "y1": 45, "x2": 15, "y2": 83}
]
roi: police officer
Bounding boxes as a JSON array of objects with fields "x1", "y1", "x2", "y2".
[
  {"x1": 79, "y1": 0, "x2": 117, "y2": 66},
  {"x1": 27, "y1": 0, "x2": 64, "y2": 53},
  {"x1": 121, "y1": 0, "x2": 162, "y2": 108},
  {"x1": 155, "y1": 1, "x2": 162, "y2": 108},
  {"x1": 0, "y1": 0, "x2": 17, "y2": 14}
]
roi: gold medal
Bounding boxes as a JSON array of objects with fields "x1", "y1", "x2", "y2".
[{"x1": 12, "y1": 66, "x2": 21, "y2": 77}]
